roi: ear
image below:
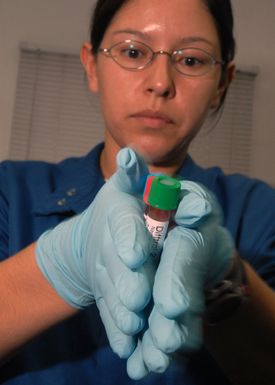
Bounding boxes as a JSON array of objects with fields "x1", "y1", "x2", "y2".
[
  {"x1": 211, "y1": 61, "x2": 236, "y2": 109},
  {"x1": 80, "y1": 42, "x2": 99, "y2": 93}
]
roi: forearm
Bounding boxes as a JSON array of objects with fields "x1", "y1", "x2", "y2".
[
  {"x1": 205, "y1": 261, "x2": 275, "y2": 385},
  {"x1": 0, "y1": 243, "x2": 77, "y2": 360}
]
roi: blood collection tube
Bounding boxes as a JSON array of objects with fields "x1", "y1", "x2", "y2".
[{"x1": 143, "y1": 175, "x2": 181, "y2": 260}]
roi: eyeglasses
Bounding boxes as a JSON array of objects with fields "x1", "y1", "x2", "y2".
[{"x1": 98, "y1": 40, "x2": 224, "y2": 77}]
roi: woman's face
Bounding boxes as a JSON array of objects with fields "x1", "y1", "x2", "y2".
[{"x1": 83, "y1": 0, "x2": 229, "y2": 171}]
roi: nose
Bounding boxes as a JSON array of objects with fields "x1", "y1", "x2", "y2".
[{"x1": 145, "y1": 53, "x2": 175, "y2": 99}]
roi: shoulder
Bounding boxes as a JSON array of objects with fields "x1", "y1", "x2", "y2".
[
  {"x1": 0, "y1": 145, "x2": 104, "y2": 258},
  {"x1": 181, "y1": 157, "x2": 275, "y2": 275},
  {"x1": 0, "y1": 143, "x2": 104, "y2": 201},
  {"x1": 0, "y1": 158, "x2": 59, "y2": 200},
  {"x1": 180, "y1": 156, "x2": 275, "y2": 216}
]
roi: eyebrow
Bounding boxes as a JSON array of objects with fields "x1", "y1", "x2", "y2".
[
  {"x1": 111, "y1": 29, "x2": 215, "y2": 47},
  {"x1": 111, "y1": 29, "x2": 150, "y2": 40}
]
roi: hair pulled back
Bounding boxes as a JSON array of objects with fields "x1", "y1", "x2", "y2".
[{"x1": 89, "y1": 0, "x2": 236, "y2": 109}]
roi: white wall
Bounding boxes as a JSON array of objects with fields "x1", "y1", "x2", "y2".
[
  {"x1": 0, "y1": 0, "x2": 95, "y2": 161},
  {"x1": 231, "y1": 0, "x2": 275, "y2": 186},
  {"x1": 0, "y1": 0, "x2": 274, "y2": 185}
]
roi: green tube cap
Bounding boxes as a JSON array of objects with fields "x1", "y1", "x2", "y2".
[{"x1": 146, "y1": 175, "x2": 181, "y2": 210}]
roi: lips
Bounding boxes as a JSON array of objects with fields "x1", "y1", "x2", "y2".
[{"x1": 131, "y1": 110, "x2": 174, "y2": 127}]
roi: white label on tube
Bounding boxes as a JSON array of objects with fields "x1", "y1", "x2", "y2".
[{"x1": 144, "y1": 214, "x2": 169, "y2": 259}]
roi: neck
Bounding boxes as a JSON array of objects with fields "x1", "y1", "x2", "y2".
[
  {"x1": 100, "y1": 143, "x2": 118, "y2": 181},
  {"x1": 147, "y1": 162, "x2": 183, "y2": 177},
  {"x1": 100, "y1": 135, "x2": 188, "y2": 180}
]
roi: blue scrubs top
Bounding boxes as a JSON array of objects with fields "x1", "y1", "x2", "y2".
[{"x1": 0, "y1": 143, "x2": 274, "y2": 385}]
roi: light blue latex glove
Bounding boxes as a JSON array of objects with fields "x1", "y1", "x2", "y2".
[
  {"x1": 36, "y1": 147, "x2": 154, "y2": 358},
  {"x1": 127, "y1": 181, "x2": 235, "y2": 379}
]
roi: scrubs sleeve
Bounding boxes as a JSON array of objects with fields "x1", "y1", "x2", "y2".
[
  {"x1": 0, "y1": 163, "x2": 9, "y2": 261},
  {"x1": 240, "y1": 181, "x2": 275, "y2": 288}
]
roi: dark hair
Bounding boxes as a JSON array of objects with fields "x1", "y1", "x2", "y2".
[
  {"x1": 89, "y1": 0, "x2": 236, "y2": 110},
  {"x1": 202, "y1": 0, "x2": 236, "y2": 109},
  {"x1": 90, "y1": 0, "x2": 126, "y2": 54}
]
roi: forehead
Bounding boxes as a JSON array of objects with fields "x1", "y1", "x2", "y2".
[{"x1": 102, "y1": 0, "x2": 219, "y2": 47}]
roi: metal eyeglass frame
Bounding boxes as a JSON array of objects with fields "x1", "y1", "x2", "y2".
[{"x1": 98, "y1": 39, "x2": 224, "y2": 77}]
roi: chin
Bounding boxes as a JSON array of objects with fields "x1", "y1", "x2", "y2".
[
  {"x1": 128, "y1": 144, "x2": 181, "y2": 168},
  {"x1": 126, "y1": 143, "x2": 162, "y2": 162}
]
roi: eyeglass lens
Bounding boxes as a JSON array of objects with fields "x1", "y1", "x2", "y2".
[{"x1": 107, "y1": 40, "x2": 218, "y2": 76}]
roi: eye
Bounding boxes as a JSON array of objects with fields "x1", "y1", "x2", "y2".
[
  {"x1": 124, "y1": 47, "x2": 143, "y2": 59},
  {"x1": 178, "y1": 54, "x2": 205, "y2": 67},
  {"x1": 119, "y1": 44, "x2": 148, "y2": 61},
  {"x1": 184, "y1": 56, "x2": 202, "y2": 67},
  {"x1": 109, "y1": 41, "x2": 152, "y2": 69},
  {"x1": 174, "y1": 49, "x2": 210, "y2": 68}
]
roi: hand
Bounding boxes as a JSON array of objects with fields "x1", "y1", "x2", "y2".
[
  {"x1": 36, "y1": 148, "x2": 154, "y2": 358},
  {"x1": 127, "y1": 181, "x2": 235, "y2": 379}
]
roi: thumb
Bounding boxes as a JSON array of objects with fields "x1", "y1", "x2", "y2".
[
  {"x1": 175, "y1": 180, "x2": 222, "y2": 228},
  {"x1": 110, "y1": 147, "x2": 149, "y2": 196}
]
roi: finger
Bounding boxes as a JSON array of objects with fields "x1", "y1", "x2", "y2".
[
  {"x1": 149, "y1": 307, "x2": 186, "y2": 353},
  {"x1": 141, "y1": 329, "x2": 171, "y2": 373},
  {"x1": 206, "y1": 225, "x2": 234, "y2": 288},
  {"x1": 178, "y1": 312, "x2": 203, "y2": 352},
  {"x1": 176, "y1": 180, "x2": 222, "y2": 228},
  {"x1": 95, "y1": 179, "x2": 155, "y2": 313},
  {"x1": 96, "y1": 266, "x2": 145, "y2": 335},
  {"x1": 153, "y1": 227, "x2": 205, "y2": 319},
  {"x1": 106, "y1": 251, "x2": 155, "y2": 312},
  {"x1": 108, "y1": 194, "x2": 150, "y2": 269},
  {"x1": 112, "y1": 147, "x2": 149, "y2": 196},
  {"x1": 127, "y1": 339, "x2": 149, "y2": 380},
  {"x1": 149, "y1": 307, "x2": 203, "y2": 353},
  {"x1": 96, "y1": 297, "x2": 136, "y2": 359}
]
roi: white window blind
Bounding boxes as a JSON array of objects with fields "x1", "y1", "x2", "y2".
[
  {"x1": 189, "y1": 69, "x2": 257, "y2": 175},
  {"x1": 9, "y1": 48, "x2": 104, "y2": 162},
  {"x1": 10, "y1": 48, "x2": 257, "y2": 176}
]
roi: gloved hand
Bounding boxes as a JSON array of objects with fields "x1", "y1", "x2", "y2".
[
  {"x1": 127, "y1": 181, "x2": 235, "y2": 379},
  {"x1": 36, "y1": 147, "x2": 154, "y2": 358}
]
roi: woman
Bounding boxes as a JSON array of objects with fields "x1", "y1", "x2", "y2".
[{"x1": 0, "y1": 0, "x2": 275, "y2": 384}]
